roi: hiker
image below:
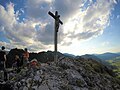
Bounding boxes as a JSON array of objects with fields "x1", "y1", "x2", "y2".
[
  {"x1": 30, "y1": 59, "x2": 40, "y2": 68},
  {"x1": 20, "y1": 54, "x2": 24, "y2": 66},
  {"x1": 12, "y1": 55, "x2": 21, "y2": 73},
  {"x1": 23, "y1": 48, "x2": 29, "y2": 67},
  {"x1": 0, "y1": 46, "x2": 7, "y2": 81}
]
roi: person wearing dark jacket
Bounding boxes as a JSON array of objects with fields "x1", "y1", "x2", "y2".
[
  {"x1": 0, "y1": 46, "x2": 7, "y2": 81},
  {"x1": 0, "y1": 46, "x2": 6, "y2": 70},
  {"x1": 14, "y1": 55, "x2": 21, "y2": 73}
]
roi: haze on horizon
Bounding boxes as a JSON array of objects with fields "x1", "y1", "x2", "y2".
[{"x1": 0, "y1": 0, "x2": 120, "y2": 55}]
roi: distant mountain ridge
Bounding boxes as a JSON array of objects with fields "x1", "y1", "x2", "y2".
[
  {"x1": 81, "y1": 54, "x2": 101, "y2": 61},
  {"x1": 64, "y1": 53, "x2": 76, "y2": 58},
  {"x1": 94, "y1": 52, "x2": 120, "y2": 60},
  {"x1": 64, "y1": 52, "x2": 120, "y2": 61}
]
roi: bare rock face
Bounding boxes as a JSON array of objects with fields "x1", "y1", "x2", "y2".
[{"x1": 1, "y1": 53, "x2": 120, "y2": 90}]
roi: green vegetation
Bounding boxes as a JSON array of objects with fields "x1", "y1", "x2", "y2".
[{"x1": 107, "y1": 56, "x2": 120, "y2": 78}]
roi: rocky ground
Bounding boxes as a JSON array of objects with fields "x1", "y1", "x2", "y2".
[{"x1": 0, "y1": 56, "x2": 120, "y2": 90}]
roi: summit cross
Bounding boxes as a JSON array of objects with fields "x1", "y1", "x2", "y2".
[{"x1": 48, "y1": 11, "x2": 63, "y2": 63}]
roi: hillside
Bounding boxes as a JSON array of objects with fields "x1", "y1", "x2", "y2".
[
  {"x1": 107, "y1": 56, "x2": 120, "y2": 79},
  {"x1": 1, "y1": 51, "x2": 120, "y2": 90},
  {"x1": 81, "y1": 54, "x2": 101, "y2": 61}
]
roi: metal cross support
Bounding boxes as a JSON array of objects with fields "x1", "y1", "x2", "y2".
[{"x1": 48, "y1": 11, "x2": 63, "y2": 63}]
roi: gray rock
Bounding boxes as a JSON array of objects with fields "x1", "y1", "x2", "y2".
[
  {"x1": 5, "y1": 56, "x2": 120, "y2": 90},
  {"x1": 38, "y1": 83, "x2": 49, "y2": 90},
  {"x1": 65, "y1": 69, "x2": 87, "y2": 87},
  {"x1": 23, "y1": 86, "x2": 28, "y2": 90},
  {"x1": 32, "y1": 85, "x2": 38, "y2": 90}
]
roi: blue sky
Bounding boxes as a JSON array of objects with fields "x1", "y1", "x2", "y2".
[{"x1": 0, "y1": 0, "x2": 120, "y2": 55}]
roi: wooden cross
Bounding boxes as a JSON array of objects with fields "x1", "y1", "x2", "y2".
[{"x1": 48, "y1": 11, "x2": 63, "y2": 63}]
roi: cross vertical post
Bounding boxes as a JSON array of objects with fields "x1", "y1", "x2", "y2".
[{"x1": 48, "y1": 11, "x2": 63, "y2": 63}]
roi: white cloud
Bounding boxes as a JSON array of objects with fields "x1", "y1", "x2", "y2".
[
  {"x1": 117, "y1": 15, "x2": 120, "y2": 19},
  {"x1": 0, "y1": 0, "x2": 117, "y2": 52},
  {"x1": 0, "y1": 3, "x2": 48, "y2": 51},
  {"x1": 102, "y1": 41, "x2": 110, "y2": 46},
  {"x1": 26, "y1": 0, "x2": 52, "y2": 20},
  {"x1": 61, "y1": 0, "x2": 116, "y2": 45},
  {"x1": 53, "y1": 0, "x2": 85, "y2": 19}
]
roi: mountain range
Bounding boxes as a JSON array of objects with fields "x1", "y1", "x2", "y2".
[
  {"x1": 64, "y1": 52, "x2": 120, "y2": 61},
  {"x1": 93, "y1": 52, "x2": 120, "y2": 61}
]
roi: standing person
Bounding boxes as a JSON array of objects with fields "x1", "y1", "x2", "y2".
[
  {"x1": 0, "y1": 46, "x2": 7, "y2": 81},
  {"x1": 14, "y1": 55, "x2": 21, "y2": 73},
  {"x1": 23, "y1": 48, "x2": 29, "y2": 67},
  {"x1": 20, "y1": 54, "x2": 23, "y2": 67}
]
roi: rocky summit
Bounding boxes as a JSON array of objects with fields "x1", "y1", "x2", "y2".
[{"x1": 1, "y1": 52, "x2": 120, "y2": 90}]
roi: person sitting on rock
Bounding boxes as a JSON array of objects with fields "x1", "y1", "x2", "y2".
[{"x1": 30, "y1": 59, "x2": 40, "y2": 69}]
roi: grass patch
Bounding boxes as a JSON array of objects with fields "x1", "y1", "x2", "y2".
[{"x1": 107, "y1": 57, "x2": 120, "y2": 78}]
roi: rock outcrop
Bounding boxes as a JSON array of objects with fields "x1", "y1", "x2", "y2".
[{"x1": 2, "y1": 53, "x2": 120, "y2": 90}]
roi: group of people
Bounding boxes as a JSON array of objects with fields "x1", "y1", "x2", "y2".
[
  {"x1": 0, "y1": 46, "x2": 29, "y2": 81},
  {"x1": 12, "y1": 48, "x2": 29, "y2": 71}
]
